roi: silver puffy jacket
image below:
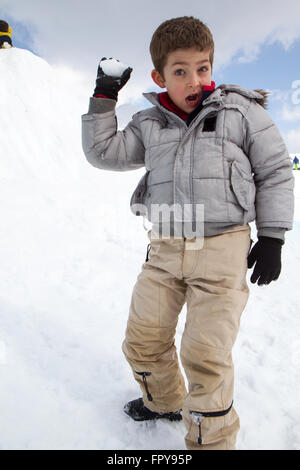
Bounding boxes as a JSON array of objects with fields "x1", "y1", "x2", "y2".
[{"x1": 82, "y1": 84, "x2": 294, "y2": 240}]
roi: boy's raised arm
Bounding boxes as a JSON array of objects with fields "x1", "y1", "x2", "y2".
[{"x1": 82, "y1": 58, "x2": 145, "y2": 171}]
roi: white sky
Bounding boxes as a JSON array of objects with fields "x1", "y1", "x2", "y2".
[{"x1": 2, "y1": 0, "x2": 300, "y2": 89}]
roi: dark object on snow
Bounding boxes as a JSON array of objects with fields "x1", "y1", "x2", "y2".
[
  {"x1": 124, "y1": 398, "x2": 182, "y2": 422},
  {"x1": 0, "y1": 20, "x2": 13, "y2": 49},
  {"x1": 247, "y1": 236, "x2": 284, "y2": 285}
]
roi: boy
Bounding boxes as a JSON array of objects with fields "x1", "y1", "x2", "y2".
[
  {"x1": 0, "y1": 20, "x2": 13, "y2": 49},
  {"x1": 82, "y1": 17, "x2": 294, "y2": 450}
]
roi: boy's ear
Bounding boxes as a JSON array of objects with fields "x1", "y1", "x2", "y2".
[{"x1": 151, "y1": 69, "x2": 165, "y2": 88}]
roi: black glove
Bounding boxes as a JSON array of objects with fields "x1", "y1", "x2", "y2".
[
  {"x1": 93, "y1": 57, "x2": 132, "y2": 101},
  {"x1": 247, "y1": 236, "x2": 284, "y2": 285}
]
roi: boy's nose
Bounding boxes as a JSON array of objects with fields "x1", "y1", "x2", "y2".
[{"x1": 187, "y1": 73, "x2": 201, "y2": 89}]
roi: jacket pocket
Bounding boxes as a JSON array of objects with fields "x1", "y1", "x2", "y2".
[{"x1": 230, "y1": 161, "x2": 256, "y2": 211}]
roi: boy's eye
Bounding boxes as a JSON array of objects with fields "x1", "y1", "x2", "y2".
[{"x1": 174, "y1": 67, "x2": 208, "y2": 76}]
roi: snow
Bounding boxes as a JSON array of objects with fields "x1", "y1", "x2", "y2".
[
  {"x1": 0, "y1": 47, "x2": 300, "y2": 450},
  {"x1": 100, "y1": 58, "x2": 129, "y2": 77}
]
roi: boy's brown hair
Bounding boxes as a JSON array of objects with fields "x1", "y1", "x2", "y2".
[{"x1": 150, "y1": 16, "x2": 214, "y2": 79}]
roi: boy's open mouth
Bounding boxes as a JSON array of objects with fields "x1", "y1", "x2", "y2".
[{"x1": 185, "y1": 93, "x2": 202, "y2": 107}]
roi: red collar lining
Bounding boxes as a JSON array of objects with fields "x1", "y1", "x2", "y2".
[{"x1": 158, "y1": 81, "x2": 216, "y2": 120}]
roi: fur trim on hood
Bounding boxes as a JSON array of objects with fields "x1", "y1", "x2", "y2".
[{"x1": 253, "y1": 89, "x2": 269, "y2": 109}]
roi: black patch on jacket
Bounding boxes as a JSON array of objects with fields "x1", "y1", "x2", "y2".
[{"x1": 202, "y1": 115, "x2": 217, "y2": 132}]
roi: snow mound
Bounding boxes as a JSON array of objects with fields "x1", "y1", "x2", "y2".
[{"x1": 0, "y1": 48, "x2": 82, "y2": 180}]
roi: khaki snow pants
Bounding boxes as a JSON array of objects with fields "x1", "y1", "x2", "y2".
[{"x1": 122, "y1": 224, "x2": 251, "y2": 450}]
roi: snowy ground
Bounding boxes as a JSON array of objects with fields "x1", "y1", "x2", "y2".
[{"x1": 0, "y1": 48, "x2": 300, "y2": 450}]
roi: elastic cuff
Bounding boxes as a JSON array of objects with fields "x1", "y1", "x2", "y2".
[
  {"x1": 87, "y1": 96, "x2": 116, "y2": 114},
  {"x1": 257, "y1": 227, "x2": 286, "y2": 243}
]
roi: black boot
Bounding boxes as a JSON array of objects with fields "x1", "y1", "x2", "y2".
[{"x1": 124, "y1": 398, "x2": 182, "y2": 422}]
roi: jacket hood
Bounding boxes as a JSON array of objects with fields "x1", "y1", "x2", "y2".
[{"x1": 217, "y1": 84, "x2": 269, "y2": 109}]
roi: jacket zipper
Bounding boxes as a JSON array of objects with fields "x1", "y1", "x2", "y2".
[
  {"x1": 190, "y1": 133, "x2": 196, "y2": 233},
  {"x1": 174, "y1": 111, "x2": 219, "y2": 236},
  {"x1": 157, "y1": 99, "x2": 223, "y2": 236},
  {"x1": 188, "y1": 111, "x2": 218, "y2": 233},
  {"x1": 190, "y1": 401, "x2": 233, "y2": 445},
  {"x1": 134, "y1": 371, "x2": 153, "y2": 402}
]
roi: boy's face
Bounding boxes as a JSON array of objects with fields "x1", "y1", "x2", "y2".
[{"x1": 151, "y1": 48, "x2": 212, "y2": 114}]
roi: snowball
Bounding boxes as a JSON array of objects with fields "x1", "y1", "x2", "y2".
[{"x1": 100, "y1": 58, "x2": 128, "y2": 77}]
